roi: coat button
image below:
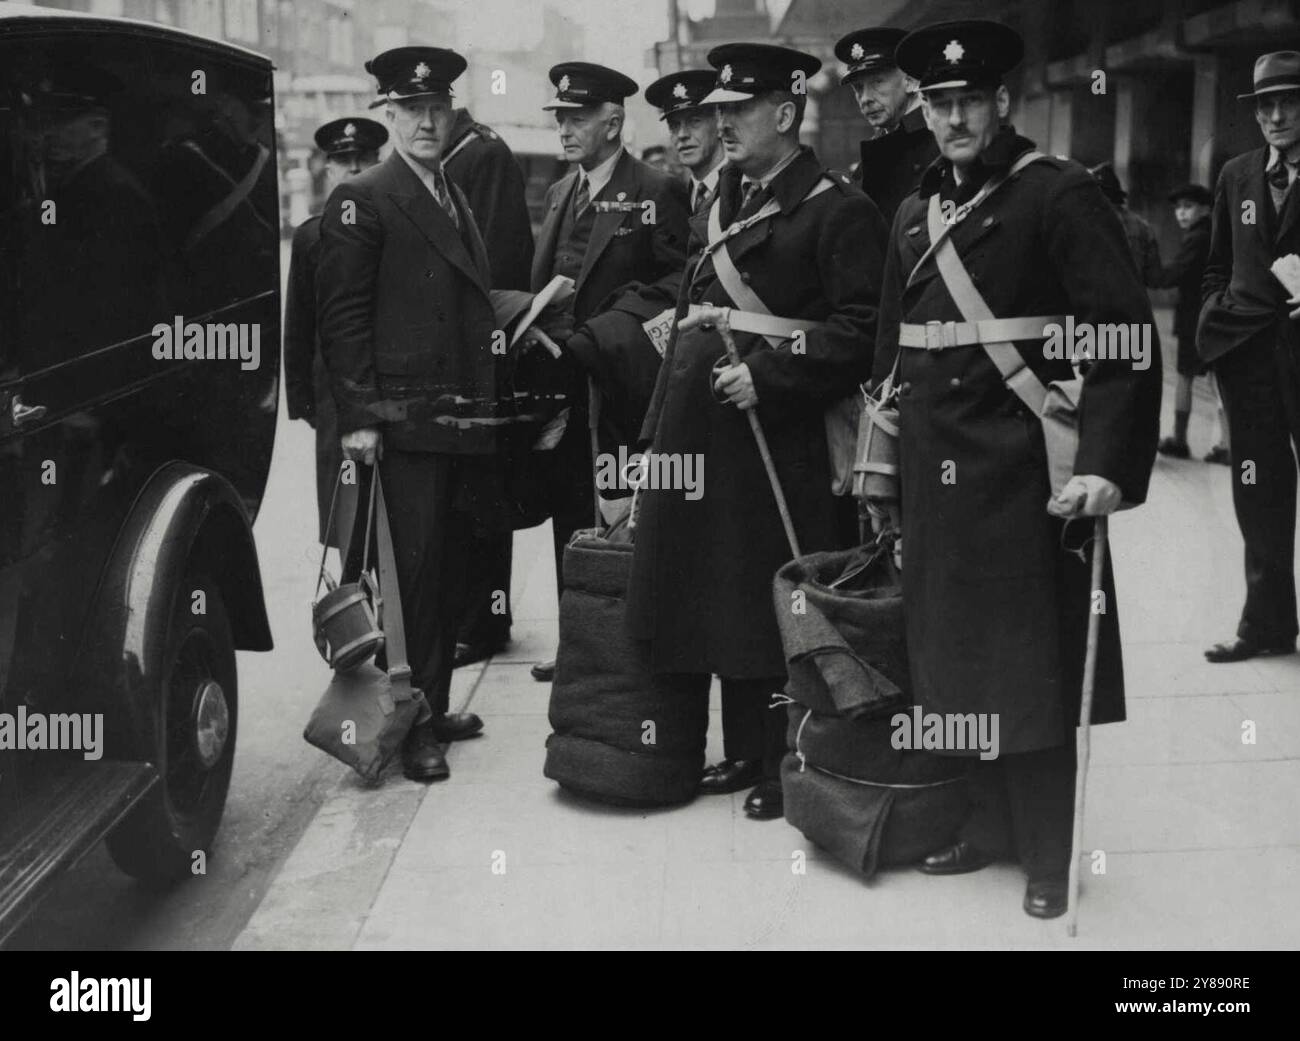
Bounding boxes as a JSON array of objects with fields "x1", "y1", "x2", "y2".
[
  {"x1": 740, "y1": 272, "x2": 752, "y2": 284},
  {"x1": 898, "y1": 381, "x2": 912, "y2": 396},
  {"x1": 982, "y1": 216, "x2": 994, "y2": 227},
  {"x1": 425, "y1": 269, "x2": 435, "y2": 278},
  {"x1": 949, "y1": 377, "x2": 961, "y2": 388}
]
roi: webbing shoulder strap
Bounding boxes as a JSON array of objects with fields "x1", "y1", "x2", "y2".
[
  {"x1": 372, "y1": 472, "x2": 409, "y2": 679},
  {"x1": 705, "y1": 177, "x2": 835, "y2": 347},
  {"x1": 922, "y1": 152, "x2": 1052, "y2": 414}
]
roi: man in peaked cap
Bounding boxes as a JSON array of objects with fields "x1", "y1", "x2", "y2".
[
  {"x1": 527, "y1": 61, "x2": 690, "y2": 683},
  {"x1": 285, "y1": 116, "x2": 386, "y2": 550},
  {"x1": 1200, "y1": 51, "x2": 1300, "y2": 664},
  {"x1": 316, "y1": 46, "x2": 558, "y2": 781},
  {"x1": 834, "y1": 26, "x2": 938, "y2": 222},
  {"x1": 627, "y1": 42, "x2": 889, "y2": 820},
  {"x1": 871, "y1": 20, "x2": 1160, "y2": 917},
  {"x1": 646, "y1": 69, "x2": 726, "y2": 216},
  {"x1": 440, "y1": 104, "x2": 537, "y2": 670}
]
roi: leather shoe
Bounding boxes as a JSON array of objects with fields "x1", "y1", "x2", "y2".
[
  {"x1": 401, "y1": 722, "x2": 449, "y2": 782},
  {"x1": 1023, "y1": 878, "x2": 1068, "y2": 919},
  {"x1": 453, "y1": 640, "x2": 506, "y2": 668},
  {"x1": 916, "y1": 840, "x2": 994, "y2": 875},
  {"x1": 531, "y1": 658, "x2": 556, "y2": 682},
  {"x1": 1204, "y1": 637, "x2": 1295, "y2": 663},
  {"x1": 427, "y1": 711, "x2": 483, "y2": 742},
  {"x1": 742, "y1": 779, "x2": 784, "y2": 820},
  {"x1": 699, "y1": 758, "x2": 762, "y2": 795}
]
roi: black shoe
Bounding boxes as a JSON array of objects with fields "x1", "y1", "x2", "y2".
[
  {"x1": 699, "y1": 758, "x2": 763, "y2": 795},
  {"x1": 401, "y1": 722, "x2": 450, "y2": 782},
  {"x1": 530, "y1": 658, "x2": 556, "y2": 682},
  {"x1": 1204, "y1": 446, "x2": 1231, "y2": 466},
  {"x1": 1023, "y1": 878, "x2": 1068, "y2": 919},
  {"x1": 453, "y1": 639, "x2": 507, "y2": 668},
  {"x1": 1204, "y1": 636, "x2": 1295, "y2": 663},
  {"x1": 427, "y1": 711, "x2": 483, "y2": 742},
  {"x1": 743, "y1": 779, "x2": 784, "y2": 820},
  {"x1": 1157, "y1": 436, "x2": 1190, "y2": 458},
  {"x1": 917, "y1": 840, "x2": 994, "y2": 875}
]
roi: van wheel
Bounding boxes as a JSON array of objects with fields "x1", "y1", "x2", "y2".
[{"x1": 106, "y1": 572, "x2": 238, "y2": 885}]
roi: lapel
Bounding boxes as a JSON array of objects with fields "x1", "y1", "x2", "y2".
[
  {"x1": 1273, "y1": 152, "x2": 1300, "y2": 246},
  {"x1": 1245, "y1": 148, "x2": 1277, "y2": 244},
  {"x1": 724, "y1": 146, "x2": 823, "y2": 266},
  {"x1": 449, "y1": 179, "x2": 492, "y2": 285},
  {"x1": 576, "y1": 149, "x2": 638, "y2": 295},
  {"x1": 532, "y1": 170, "x2": 578, "y2": 290},
  {"x1": 383, "y1": 152, "x2": 488, "y2": 296}
]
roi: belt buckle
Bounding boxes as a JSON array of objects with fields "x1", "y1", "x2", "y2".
[{"x1": 924, "y1": 320, "x2": 943, "y2": 350}]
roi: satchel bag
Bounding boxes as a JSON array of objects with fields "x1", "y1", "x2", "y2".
[
  {"x1": 312, "y1": 465, "x2": 384, "y2": 672},
  {"x1": 304, "y1": 467, "x2": 430, "y2": 783},
  {"x1": 704, "y1": 181, "x2": 860, "y2": 495}
]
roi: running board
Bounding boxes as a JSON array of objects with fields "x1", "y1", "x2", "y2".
[{"x1": 0, "y1": 758, "x2": 158, "y2": 943}]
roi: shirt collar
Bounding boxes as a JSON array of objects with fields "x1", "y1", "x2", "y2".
[
  {"x1": 397, "y1": 146, "x2": 448, "y2": 200},
  {"x1": 693, "y1": 161, "x2": 722, "y2": 196},
  {"x1": 919, "y1": 126, "x2": 1035, "y2": 199},
  {"x1": 1268, "y1": 144, "x2": 1300, "y2": 173},
  {"x1": 579, "y1": 146, "x2": 624, "y2": 199}
]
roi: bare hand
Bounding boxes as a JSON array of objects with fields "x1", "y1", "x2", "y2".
[
  {"x1": 1289, "y1": 298, "x2": 1300, "y2": 321},
  {"x1": 341, "y1": 427, "x2": 382, "y2": 466},
  {"x1": 1047, "y1": 474, "x2": 1121, "y2": 518},
  {"x1": 713, "y1": 362, "x2": 758, "y2": 410}
]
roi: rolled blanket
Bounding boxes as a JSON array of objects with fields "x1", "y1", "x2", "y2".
[
  {"x1": 772, "y1": 545, "x2": 907, "y2": 720},
  {"x1": 545, "y1": 522, "x2": 707, "y2": 806}
]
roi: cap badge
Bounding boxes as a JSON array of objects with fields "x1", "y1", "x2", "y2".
[
  {"x1": 943, "y1": 40, "x2": 965, "y2": 64},
  {"x1": 343, "y1": 122, "x2": 356, "y2": 138},
  {"x1": 720, "y1": 64, "x2": 733, "y2": 84},
  {"x1": 559, "y1": 74, "x2": 571, "y2": 93},
  {"x1": 673, "y1": 81, "x2": 688, "y2": 99},
  {"x1": 850, "y1": 43, "x2": 865, "y2": 61},
  {"x1": 414, "y1": 61, "x2": 431, "y2": 83}
]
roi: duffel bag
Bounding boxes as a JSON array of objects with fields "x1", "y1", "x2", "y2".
[
  {"x1": 781, "y1": 705, "x2": 968, "y2": 879},
  {"x1": 544, "y1": 518, "x2": 707, "y2": 807}
]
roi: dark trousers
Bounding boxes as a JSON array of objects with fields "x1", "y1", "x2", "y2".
[
  {"x1": 457, "y1": 530, "x2": 512, "y2": 647},
  {"x1": 958, "y1": 743, "x2": 1077, "y2": 882},
  {"x1": 678, "y1": 673, "x2": 788, "y2": 781},
  {"x1": 1215, "y1": 325, "x2": 1300, "y2": 645},
  {"x1": 548, "y1": 408, "x2": 597, "y2": 601},
  {"x1": 344, "y1": 451, "x2": 480, "y2": 714}
]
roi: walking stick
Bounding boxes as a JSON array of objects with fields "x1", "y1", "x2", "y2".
[
  {"x1": 716, "y1": 310, "x2": 802, "y2": 558},
  {"x1": 1067, "y1": 514, "x2": 1108, "y2": 937}
]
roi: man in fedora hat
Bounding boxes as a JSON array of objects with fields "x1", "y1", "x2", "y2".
[
  {"x1": 527, "y1": 62, "x2": 690, "y2": 683},
  {"x1": 1199, "y1": 51, "x2": 1300, "y2": 664},
  {"x1": 285, "y1": 116, "x2": 387, "y2": 548},
  {"x1": 628, "y1": 42, "x2": 888, "y2": 820},
  {"x1": 834, "y1": 27, "x2": 938, "y2": 222},
  {"x1": 873, "y1": 19, "x2": 1159, "y2": 917},
  {"x1": 316, "y1": 47, "x2": 556, "y2": 781}
]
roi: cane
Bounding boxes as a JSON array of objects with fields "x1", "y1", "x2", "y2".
[
  {"x1": 1067, "y1": 514, "x2": 1108, "y2": 937},
  {"x1": 715, "y1": 309, "x2": 802, "y2": 559}
]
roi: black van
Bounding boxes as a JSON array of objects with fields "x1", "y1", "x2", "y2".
[{"x1": 0, "y1": 5, "x2": 278, "y2": 939}]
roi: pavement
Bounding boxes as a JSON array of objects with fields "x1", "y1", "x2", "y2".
[{"x1": 235, "y1": 312, "x2": 1300, "y2": 951}]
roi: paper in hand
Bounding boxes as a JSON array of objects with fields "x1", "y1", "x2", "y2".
[{"x1": 1271, "y1": 254, "x2": 1300, "y2": 300}]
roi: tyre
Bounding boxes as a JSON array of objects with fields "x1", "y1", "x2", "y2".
[{"x1": 106, "y1": 570, "x2": 238, "y2": 885}]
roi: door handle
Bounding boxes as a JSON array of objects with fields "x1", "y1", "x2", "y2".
[{"x1": 11, "y1": 394, "x2": 48, "y2": 427}]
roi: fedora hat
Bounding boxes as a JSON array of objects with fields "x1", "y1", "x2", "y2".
[{"x1": 1238, "y1": 51, "x2": 1300, "y2": 99}]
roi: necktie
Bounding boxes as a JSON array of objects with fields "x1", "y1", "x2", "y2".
[
  {"x1": 434, "y1": 169, "x2": 459, "y2": 229},
  {"x1": 573, "y1": 175, "x2": 591, "y2": 218},
  {"x1": 692, "y1": 181, "x2": 707, "y2": 215},
  {"x1": 1268, "y1": 161, "x2": 1291, "y2": 193},
  {"x1": 738, "y1": 179, "x2": 765, "y2": 218}
]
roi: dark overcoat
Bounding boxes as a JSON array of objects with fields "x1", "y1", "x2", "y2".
[
  {"x1": 626, "y1": 147, "x2": 889, "y2": 677},
  {"x1": 853, "y1": 105, "x2": 939, "y2": 225},
  {"x1": 1151, "y1": 214, "x2": 1211, "y2": 343},
  {"x1": 283, "y1": 214, "x2": 343, "y2": 544},
  {"x1": 872, "y1": 129, "x2": 1161, "y2": 756},
  {"x1": 444, "y1": 109, "x2": 535, "y2": 292},
  {"x1": 316, "y1": 150, "x2": 524, "y2": 457}
]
